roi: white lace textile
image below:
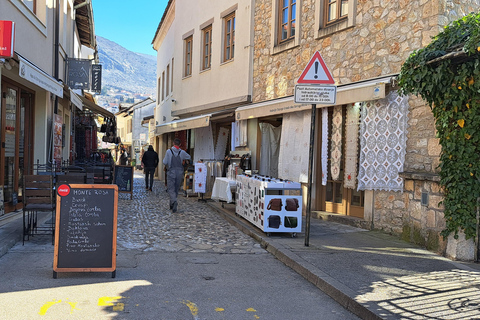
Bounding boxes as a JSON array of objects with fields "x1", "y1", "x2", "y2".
[
  {"x1": 214, "y1": 127, "x2": 229, "y2": 160},
  {"x1": 357, "y1": 91, "x2": 409, "y2": 192},
  {"x1": 321, "y1": 107, "x2": 329, "y2": 186},
  {"x1": 330, "y1": 105, "x2": 343, "y2": 181},
  {"x1": 278, "y1": 110, "x2": 311, "y2": 183},
  {"x1": 344, "y1": 103, "x2": 361, "y2": 189},
  {"x1": 193, "y1": 125, "x2": 215, "y2": 162}
]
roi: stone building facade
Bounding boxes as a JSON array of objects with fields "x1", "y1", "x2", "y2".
[{"x1": 249, "y1": 0, "x2": 480, "y2": 259}]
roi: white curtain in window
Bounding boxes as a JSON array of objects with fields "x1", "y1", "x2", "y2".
[
  {"x1": 278, "y1": 110, "x2": 311, "y2": 183},
  {"x1": 259, "y1": 123, "x2": 282, "y2": 177},
  {"x1": 193, "y1": 125, "x2": 215, "y2": 162},
  {"x1": 357, "y1": 91, "x2": 409, "y2": 192}
]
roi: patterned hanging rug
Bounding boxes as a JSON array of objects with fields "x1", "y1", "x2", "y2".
[
  {"x1": 330, "y1": 105, "x2": 343, "y2": 181},
  {"x1": 357, "y1": 91, "x2": 409, "y2": 192},
  {"x1": 343, "y1": 103, "x2": 361, "y2": 189}
]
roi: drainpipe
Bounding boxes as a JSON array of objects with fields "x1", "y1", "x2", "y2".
[{"x1": 49, "y1": 0, "x2": 60, "y2": 167}]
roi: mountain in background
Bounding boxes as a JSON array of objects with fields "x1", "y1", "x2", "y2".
[{"x1": 95, "y1": 36, "x2": 156, "y2": 108}]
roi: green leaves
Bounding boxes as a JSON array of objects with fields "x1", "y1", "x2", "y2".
[{"x1": 399, "y1": 12, "x2": 480, "y2": 240}]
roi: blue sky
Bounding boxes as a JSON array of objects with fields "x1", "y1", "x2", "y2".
[{"x1": 92, "y1": 0, "x2": 168, "y2": 56}]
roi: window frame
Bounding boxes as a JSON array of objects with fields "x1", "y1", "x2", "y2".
[
  {"x1": 184, "y1": 35, "x2": 193, "y2": 77},
  {"x1": 278, "y1": 0, "x2": 297, "y2": 44},
  {"x1": 315, "y1": 0, "x2": 356, "y2": 39},
  {"x1": 202, "y1": 25, "x2": 213, "y2": 70},
  {"x1": 271, "y1": 0, "x2": 301, "y2": 55},
  {"x1": 324, "y1": 0, "x2": 348, "y2": 27},
  {"x1": 223, "y1": 12, "x2": 235, "y2": 63},
  {"x1": 161, "y1": 71, "x2": 165, "y2": 101},
  {"x1": 166, "y1": 64, "x2": 170, "y2": 96}
]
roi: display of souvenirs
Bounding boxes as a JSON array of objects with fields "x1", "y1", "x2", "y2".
[
  {"x1": 236, "y1": 174, "x2": 302, "y2": 235},
  {"x1": 194, "y1": 162, "x2": 207, "y2": 193}
]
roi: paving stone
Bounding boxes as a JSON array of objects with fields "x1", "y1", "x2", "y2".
[{"x1": 116, "y1": 172, "x2": 267, "y2": 255}]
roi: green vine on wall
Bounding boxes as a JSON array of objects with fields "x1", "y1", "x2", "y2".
[{"x1": 398, "y1": 13, "x2": 480, "y2": 240}]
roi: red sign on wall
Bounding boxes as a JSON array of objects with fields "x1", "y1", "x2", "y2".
[{"x1": 0, "y1": 21, "x2": 15, "y2": 58}]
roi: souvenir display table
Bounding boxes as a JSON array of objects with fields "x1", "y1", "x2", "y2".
[{"x1": 236, "y1": 175, "x2": 302, "y2": 235}]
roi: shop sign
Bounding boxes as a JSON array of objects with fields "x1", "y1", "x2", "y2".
[
  {"x1": 67, "y1": 58, "x2": 91, "y2": 89},
  {"x1": 0, "y1": 21, "x2": 15, "y2": 58},
  {"x1": 91, "y1": 64, "x2": 102, "y2": 93}
]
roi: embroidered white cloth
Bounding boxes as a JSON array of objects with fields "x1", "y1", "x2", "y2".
[
  {"x1": 357, "y1": 91, "x2": 409, "y2": 192},
  {"x1": 193, "y1": 125, "x2": 215, "y2": 162},
  {"x1": 259, "y1": 122, "x2": 282, "y2": 177},
  {"x1": 343, "y1": 103, "x2": 361, "y2": 189},
  {"x1": 214, "y1": 127, "x2": 229, "y2": 160},
  {"x1": 330, "y1": 105, "x2": 343, "y2": 181},
  {"x1": 278, "y1": 110, "x2": 311, "y2": 183},
  {"x1": 235, "y1": 120, "x2": 248, "y2": 147},
  {"x1": 194, "y1": 162, "x2": 207, "y2": 193},
  {"x1": 321, "y1": 107, "x2": 329, "y2": 186}
]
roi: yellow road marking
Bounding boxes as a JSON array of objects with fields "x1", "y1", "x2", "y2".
[
  {"x1": 181, "y1": 300, "x2": 199, "y2": 316},
  {"x1": 98, "y1": 296, "x2": 123, "y2": 306},
  {"x1": 215, "y1": 307, "x2": 225, "y2": 312},
  {"x1": 39, "y1": 299, "x2": 79, "y2": 315},
  {"x1": 246, "y1": 307, "x2": 257, "y2": 312}
]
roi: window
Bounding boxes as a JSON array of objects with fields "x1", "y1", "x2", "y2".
[
  {"x1": 127, "y1": 119, "x2": 132, "y2": 134},
  {"x1": 157, "y1": 77, "x2": 161, "y2": 102},
  {"x1": 325, "y1": 0, "x2": 348, "y2": 26},
  {"x1": 279, "y1": 0, "x2": 296, "y2": 43},
  {"x1": 223, "y1": 12, "x2": 235, "y2": 62},
  {"x1": 184, "y1": 36, "x2": 193, "y2": 77},
  {"x1": 161, "y1": 71, "x2": 165, "y2": 100},
  {"x1": 23, "y1": 0, "x2": 36, "y2": 14},
  {"x1": 171, "y1": 58, "x2": 174, "y2": 92},
  {"x1": 202, "y1": 25, "x2": 212, "y2": 70},
  {"x1": 315, "y1": 0, "x2": 356, "y2": 38},
  {"x1": 166, "y1": 64, "x2": 170, "y2": 96}
]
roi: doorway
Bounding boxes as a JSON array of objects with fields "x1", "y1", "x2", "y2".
[{"x1": 1, "y1": 80, "x2": 34, "y2": 213}]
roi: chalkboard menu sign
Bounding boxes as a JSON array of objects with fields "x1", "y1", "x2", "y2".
[
  {"x1": 113, "y1": 165, "x2": 133, "y2": 199},
  {"x1": 54, "y1": 184, "x2": 118, "y2": 278}
]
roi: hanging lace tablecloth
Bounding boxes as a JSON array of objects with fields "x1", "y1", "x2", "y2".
[
  {"x1": 344, "y1": 103, "x2": 361, "y2": 189},
  {"x1": 321, "y1": 107, "x2": 329, "y2": 186},
  {"x1": 214, "y1": 127, "x2": 230, "y2": 160},
  {"x1": 194, "y1": 125, "x2": 215, "y2": 162},
  {"x1": 357, "y1": 91, "x2": 409, "y2": 192},
  {"x1": 278, "y1": 110, "x2": 311, "y2": 183},
  {"x1": 330, "y1": 105, "x2": 343, "y2": 181}
]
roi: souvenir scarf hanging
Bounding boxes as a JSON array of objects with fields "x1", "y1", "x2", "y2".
[
  {"x1": 343, "y1": 103, "x2": 362, "y2": 189},
  {"x1": 321, "y1": 107, "x2": 329, "y2": 186},
  {"x1": 330, "y1": 105, "x2": 343, "y2": 181},
  {"x1": 357, "y1": 91, "x2": 409, "y2": 192},
  {"x1": 193, "y1": 125, "x2": 215, "y2": 162}
]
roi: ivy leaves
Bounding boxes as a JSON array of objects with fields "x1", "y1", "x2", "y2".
[{"x1": 398, "y1": 12, "x2": 480, "y2": 240}]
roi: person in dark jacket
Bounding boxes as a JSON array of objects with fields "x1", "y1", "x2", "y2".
[
  {"x1": 141, "y1": 145, "x2": 159, "y2": 191},
  {"x1": 163, "y1": 138, "x2": 191, "y2": 212}
]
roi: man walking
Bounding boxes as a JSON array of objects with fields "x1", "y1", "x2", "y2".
[
  {"x1": 163, "y1": 138, "x2": 191, "y2": 213},
  {"x1": 141, "y1": 145, "x2": 159, "y2": 191}
]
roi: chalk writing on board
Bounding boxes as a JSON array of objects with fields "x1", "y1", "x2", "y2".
[{"x1": 64, "y1": 190, "x2": 107, "y2": 253}]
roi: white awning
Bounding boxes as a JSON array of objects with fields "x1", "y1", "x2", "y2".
[
  {"x1": 155, "y1": 114, "x2": 211, "y2": 135},
  {"x1": 235, "y1": 75, "x2": 395, "y2": 120},
  {"x1": 70, "y1": 89, "x2": 83, "y2": 110},
  {"x1": 18, "y1": 55, "x2": 63, "y2": 98}
]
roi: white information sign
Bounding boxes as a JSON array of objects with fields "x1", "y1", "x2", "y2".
[{"x1": 294, "y1": 85, "x2": 337, "y2": 104}]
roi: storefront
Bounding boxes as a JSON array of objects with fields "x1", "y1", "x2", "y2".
[{"x1": 235, "y1": 76, "x2": 397, "y2": 219}]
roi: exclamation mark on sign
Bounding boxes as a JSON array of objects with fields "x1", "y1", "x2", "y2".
[{"x1": 314, "y1": 61, "x2": 319, "y2": 79}]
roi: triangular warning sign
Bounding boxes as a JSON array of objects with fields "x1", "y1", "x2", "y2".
[{"x1": 297, "y1": 51, "x2": 335, "y2": 84}]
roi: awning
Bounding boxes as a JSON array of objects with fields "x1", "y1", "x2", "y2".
[
  {"x1": 78, "y1": 94, "x2": 114, "y2": 118},
  {"x1": 18, "y1": 55, "x2": 63, "y2": 98},
  {"x1": 235, "y1": 75, "x2": 395, "y2": 120},
  {"x1": 155, "y1": 114, "x2": 211, "y2": 135},
  {"x1": 70, "y1": 89, "x2": 83, "y2": 110}
]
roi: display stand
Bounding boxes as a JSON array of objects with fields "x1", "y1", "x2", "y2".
[{"x1": 236, "y1": 175, "x2": 302, "y2": 236}]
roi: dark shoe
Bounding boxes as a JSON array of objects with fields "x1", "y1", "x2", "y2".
[
  {"x1": 172, "y1": 201, "x2": 178, "y2": 213},
  {"x1": 146, "y1": 187, "x2": 149, "y2": 190},
  {"x1": 149, "y1": 188, "x2": 152, "y2": 191}
]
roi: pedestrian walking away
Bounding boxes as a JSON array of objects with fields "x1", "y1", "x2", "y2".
[
  {"x1": 163, "y1": 138, "x2": 191, "y2": 212},
  {"x1": 141, "y1": 145, "x2": 159, "y2": 191},
  {"x1": 118, "y1": 149, "x2": 128, "y2": 165}
]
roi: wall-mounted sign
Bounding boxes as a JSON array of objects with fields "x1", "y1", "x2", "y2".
[
  {"x1": 0, "y1": 21, "x2": 15, "y2": 58},
  {"x1": 91, "y1": 64, "x2": 102, "y2": 93},
  {"x1": 67, "y1": 58, "x2": 91, "y2": 89}
]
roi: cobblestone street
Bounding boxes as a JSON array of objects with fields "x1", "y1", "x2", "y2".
[{"x1": 117, "y1": 171, "x2": 265, "y2": 255}]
